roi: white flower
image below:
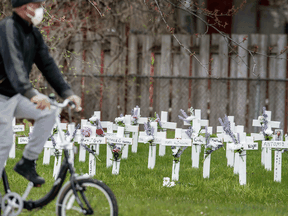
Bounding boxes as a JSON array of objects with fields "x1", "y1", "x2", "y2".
[
  {"x1": 89, "y1": 116, "x2": 98, "y2": 122},
  {"x1": 186, "y1": 116, "x2": 195, "y2": 121},
  {"x1": 167, "y1": 181, "x2": 175, "y2": 187},
  {"x1": 258, "y1": 116, "x2": 265, "y2": 123},
  {"x1": 163, "y1": 177, "x2": 170, "y2": 186},
  {"x1": 171, "y1": 147, "x2": 179, "y2": 156},
  {"x1": 189, "y1": 107, "x2": 194, "y2": 115},
  {"x1": 265, "y1": 129, "x2": 273, "y2": 136},
  {"x1": 115, "y1": 117, "x2": 125, "y2": 123}
]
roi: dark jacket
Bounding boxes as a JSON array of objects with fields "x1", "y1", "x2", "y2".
[{"x1": 0, "y1": 12, "x2": 74, "y2": 99}]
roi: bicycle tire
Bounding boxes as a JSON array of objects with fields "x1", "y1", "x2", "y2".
[{"x1": 57, "y1": 178, "x2": 118, "y2": 216}]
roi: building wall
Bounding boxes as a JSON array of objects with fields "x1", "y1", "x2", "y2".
[{"x1": 178, "y1": 0, "x2": 287, "y2": 34}]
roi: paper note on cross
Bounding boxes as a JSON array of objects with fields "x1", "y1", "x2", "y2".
[{"x1": 162, "y1": 128, "x2": 191, "y2": 181}]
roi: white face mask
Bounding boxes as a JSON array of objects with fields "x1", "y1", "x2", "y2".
[{"x1": 26, "y1": 6, "x2": 44, "y2": 26}]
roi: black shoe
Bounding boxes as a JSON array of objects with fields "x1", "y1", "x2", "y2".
[{"x1": 13, "y1": 157, "x2": 45, "y2": 185}]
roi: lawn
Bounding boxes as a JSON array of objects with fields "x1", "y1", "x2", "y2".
[{"x1": 2, "y1": 129, "x2": 288, "y2": 216}]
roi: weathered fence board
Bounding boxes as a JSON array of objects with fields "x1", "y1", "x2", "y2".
[
  {"x1": 171, "y1": 35, "x2": 190, "y2": 126},
  {"x1": 248, "y1": 34, "x2": 268, "y2": 132},
  {"x1": 210, "y1": 34, "x2": 229, "y2": 133},
  {"x1": 141, "y1": 35, "x2": 153, "y2": 117},
  {"x1": 127, "y1": 34, "x2": 138, "y2": 110},
  {"x1": 195, "y1": 35, "x2": 210, "y2": 120},
  {"x1": 270, "y1": 35, "x2": 286, "y2": 127}
]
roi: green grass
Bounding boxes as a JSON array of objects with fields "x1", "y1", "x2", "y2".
[{"x1": 2, "y1": 129, "x2": 288, "y2": 215}]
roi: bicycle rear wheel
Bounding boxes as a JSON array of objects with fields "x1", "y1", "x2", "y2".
[{"x1": 57, "y1": 178, "x2": 118, "y2": 216}]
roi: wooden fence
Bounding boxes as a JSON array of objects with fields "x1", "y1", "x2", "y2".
[{"x1": 46, "y1": 33, "x2": 288, "y2": 133}]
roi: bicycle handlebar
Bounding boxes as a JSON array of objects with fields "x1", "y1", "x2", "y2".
[{"x1": 50, "y1": 99, "x2": 82, "y2": 111}]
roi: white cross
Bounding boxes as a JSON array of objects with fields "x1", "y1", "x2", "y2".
[
  {"x1": 81, "y1": 125, "x2": 107, "y2": 177},
  {"x1": 203, "y1": 127, "x2": 223, "y2": 179},
  {"x1": 138, "y1": 122, "x2": 166, "y2": 169},
  {"x1": 103, "y1": 121, "x2": 116, "y2": 168},
  {"x1": 130, "y1": 106, "x2": 148, "y2": 153},
  {"x1": 252, "y1": 109, "x2": 280, "y2": 170},
  {"x1": 181, "y1": 109, "x2": 209, "y2": 168},
  {"x1": 107, "y1": 126, "x2": 133, "y2": 175},
  {"x1": 161, "y1": 128, "x2": 191, "y2": 181},
  {"x1": 79, "y1": 119, "x2": 90, "y2": 162},
  {"x1": 262, "y1": 129, "x2": 286, "y2": 182},
  {"x1": 52, "y1": 124, "x2": 69, "y2": 180},
  {"x1": 121, "y1": 115, "x2": 139, "y2": 159},
  {"x1": 226, "y1": 125, "x2": 258, "y2": 185},
  {"x1": 10, "y1": 118, "x2": 25, "y2": 158},
  {"x1": 217, "y1": 116, "x2": 236, "y2": 167},
  {"x1": 18, "y1": 126, "x2": 33, "y2": 144},
  {"x1": 42, "y1": 122, "x2": 68, "y2": 166},
  {"x1": 158, "y1": 111, "x2": 177, "y2": 156}
]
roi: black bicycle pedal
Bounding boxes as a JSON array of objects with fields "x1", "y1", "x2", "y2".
[{"x1": 33, "y1": 184, "x2": 42, "y2": 188}]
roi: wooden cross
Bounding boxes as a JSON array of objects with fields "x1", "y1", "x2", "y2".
[
  {"x1": 106, "y1": 126, "x2": 133, "y2": 175},
  {"x1": 18, "y1": 126, "x2": 33, "y2": 144},
  {"x1": 130, "y1": 106, "x2": 148, "y2": 153},
  {"x1": 252, "y1": 109, "x2": 280, "y2": 170},
  {"x1": 203, "y1": 127, "x2": 223, "y2": 179},
  {"x1": 262, "y1": 129, "x2": 286, "y2": 182},
  {"x1": 81, "y1": 125, "x2": 107, "y2": 177},
  {"x1": 79, "y1": 119, "x2": 89, "y2": 162},
  {"x1": 10, "y1": 118, "x2": 25, "y2": 158},
  {"x1": 138, "y1": 122, "x2": 166, "y2": 169},
  {"x1": 181, "y1": 109, "x2": 209, "y2": 168},
  {"x1": 103, "y1": 122, "x2": 116, "y2": 168},
  {"x1": 217, "y1": 116, "x2": 236, "y2": 167},
  {"x1": 158, "y1": 111, "x2": 177, "y2": 156},
  {"x1": 161, "y1": 128, "x2": 191, "y2": 181},
  {"x1": 226, "y1": 125, "x2": 258, "y2": 185},
  {"x1": 121, "y1": 115, "x2": 139, "y2": 159}
]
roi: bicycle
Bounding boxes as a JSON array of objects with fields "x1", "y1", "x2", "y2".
[{"x1": 1, "y1": 94, "x2": 118, "y2": 216}]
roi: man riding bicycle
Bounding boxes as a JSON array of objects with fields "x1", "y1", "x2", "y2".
[{"x1": 0, "y1": 0, "x2": 81, "y2": 186}]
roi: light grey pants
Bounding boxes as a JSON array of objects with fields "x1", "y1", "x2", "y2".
[{"x1": 0, "y1": 93, "x2": 56, "y2": 176}]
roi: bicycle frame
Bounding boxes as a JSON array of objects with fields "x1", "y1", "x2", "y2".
[
  {"x1": 2, "y1": 149, "x2": 70, "y2": 210},
  {"x1": 2, "y1": 101, "x2": 92, "y2": 212}
]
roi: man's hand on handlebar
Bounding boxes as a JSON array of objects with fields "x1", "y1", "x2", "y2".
[
  {"x1": 66, "y1": 95, "x2": 82, "y2": 112},
  {"x1": 31, "y1": 94, "x2": 51, "y2": 110}
]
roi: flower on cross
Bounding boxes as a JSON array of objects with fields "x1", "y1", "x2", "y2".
[
  {"x1": 81, "y1": 127, "x2": 92, "y2": 137},
  {"x1": 131, "y1": 106, "x2": 140, "y2": 125},
  {"x1": 178, "y1": 108, "x2": 195, "y2": 126}
]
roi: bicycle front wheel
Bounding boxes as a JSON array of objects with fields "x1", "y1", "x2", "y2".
[{"x1": 57, "y1": 178, "x2": 118, "y2": 216}]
